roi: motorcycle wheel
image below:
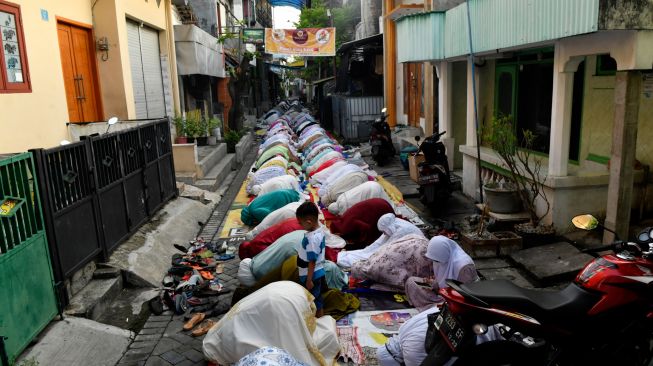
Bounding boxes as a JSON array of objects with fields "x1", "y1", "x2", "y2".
[
  {"x1": 420, "y1": 335, "x2": 453, "y2": 366},
  {"x1": 452, "y1": 341, "x2": 540, "y2": 366}
]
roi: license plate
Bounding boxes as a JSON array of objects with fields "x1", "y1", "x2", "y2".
[
  {"x1": 434, "y1": 304, "x2": 466, "y2": 352},
  {"x1": 418, "y1": 174, "x2": 439, "y2": 184}
]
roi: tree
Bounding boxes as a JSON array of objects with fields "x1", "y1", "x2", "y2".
[{"x1": 294, "y1": 0, "x2": 360, "y2": 81}]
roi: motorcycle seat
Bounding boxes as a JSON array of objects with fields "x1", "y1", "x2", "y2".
[{"x1": 457, "y1": 280, "x2": 600, "y2": 321}]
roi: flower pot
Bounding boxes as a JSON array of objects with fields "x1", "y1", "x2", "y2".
[
  {"x1": 514, "y1": 223, "x2": 556, "y2": 248},
  {"x1": 207, "y1": 136, "x2": 217, "y2": 146},
  {"x1": 483, "y1": 183, "x2": 523, "y2": 214},
  {"x1": 196, "y1": 137, "x2": 208, "y2": 146},
  {"x1": 187, "y1": 137, "x2": 196, "y2": 144},
  {"x1": 175, "y1": 136, "x2": 188, "y2": 144},
  {"x1": 226, "y1": 141, "x2": 236, "y2": 153},
  {"x1": 460, "y1": 231, "x2": 522, "y2": 258},
  {"x1": 213, "y1": 127, "x2": 222, "y2": 140}
]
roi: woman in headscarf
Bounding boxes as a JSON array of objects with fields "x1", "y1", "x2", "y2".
[
  {"x1": 246, "y1": 201, "x2": 303, "y2": 239},
  {"x1": 202, "y1": 281, "x2": 340, "y2": 366},
  {"x1": 246, "y1": 166, "x2": 286, "y2": 195},
  {"x1": 308, "y1": 159, "x2": 347, "y2": 182},
  {"x1": 336, "y1": 212, "x2": 424, "y2": 267},
  {"x1": 405, "y1": 236, "x2": 478, "y2": 311},
  {"x1": 350, "y1": 234, "x2": 432, "y2": 291},
  {"x1": 251, "y1": 175, "x2": 301, "y2": 196},
  {"x1": 240, "y1": 189, "x2": 302, "y2": 226},
  {"x1": 237, "y1": 230, "x2": 306, "y2": 286},
  {"x1": 234, "y1": 347, "x2": 308, "y2": 366},
  {"x1": 329, "y1": 198, "x2": 395, "y2": 250},
  {"x1": 239, "y1": 217, "x2": 304, "y2": 259},
  {"x1": 306, "y1": 150, "x2": 344, "y2": 175},
  {"x1": 327, "y1": 181, "x2": 394, "y2": 215},
  {"x1": 376, "y1": 306, "x2": 441, "y2": 366},
  {"x1": 318, "y1": 170, "x2": 370, "y2": 206}
]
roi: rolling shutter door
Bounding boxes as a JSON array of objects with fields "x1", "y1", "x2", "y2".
[{"x1": 126, "y1": 20, "x2": 166, "y2": 119}]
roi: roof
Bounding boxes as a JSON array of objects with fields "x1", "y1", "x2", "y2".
[{"x1": 337, "y1": 33, "x2": 384, "y2": 55}]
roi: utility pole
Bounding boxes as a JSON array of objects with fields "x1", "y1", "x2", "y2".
[{"x1": 328, "y1": 9, "x2": 337, "y2": 79}]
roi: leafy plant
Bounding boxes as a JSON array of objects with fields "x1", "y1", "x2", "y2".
[
  {"x1": 484, "y1": 114, "x2": 551, "y2": 228},
  {"x1": 185, "y1": 110, "x2": 203, "y2": 138},
  {"x1": 172, "y1": 114, "x2": 186, "y2": 137},
  {"x1": 224, "y1": 130, "x2": 241, "y2": 144},
  {"x1": 208, "y1": 117, "x2": 221, "y2": 131}
]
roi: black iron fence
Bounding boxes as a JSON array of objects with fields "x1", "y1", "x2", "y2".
[{"x1": 30, "y1": 119, "x2": 177, "y2": 301}]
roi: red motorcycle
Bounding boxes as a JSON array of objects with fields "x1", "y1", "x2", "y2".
[{"x1": 425, "y1": 214, "x2": 653, "y2": 366}]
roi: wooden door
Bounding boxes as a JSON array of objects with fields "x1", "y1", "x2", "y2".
[
  {"x1": 58, "y1": 22, "x2": 102, "y2": 122},
  {"x1": 403, "y1": 63, "x2": 423, "y2": 127}
]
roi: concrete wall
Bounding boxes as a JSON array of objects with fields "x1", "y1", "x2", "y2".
[
  {"x1": 0, "y1": 0, "x2": 93, "y2": 152},
  {"x1": 93, "y1": 0, "x2": 174, "y2": 121}
]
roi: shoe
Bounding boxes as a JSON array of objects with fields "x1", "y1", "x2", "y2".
[
  {"x1": 183, "y1": 312, "x2": 206, "y2": 330},
  {"x1": 191, "y1": 319, "x2": 216, "y2": 337}
]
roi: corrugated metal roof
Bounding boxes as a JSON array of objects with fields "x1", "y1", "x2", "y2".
[
  {"x1": 397, "y1": 12, "x2": 446, "y2": 62},
  {"x1": 398, "y1": 0, "x2": 600, "y2": 62}
]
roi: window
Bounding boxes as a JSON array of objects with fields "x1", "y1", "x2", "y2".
[
  {"x1": 494, "y1": 49, "x2": 583, "y2": 158},
  {"x1": 596, "y1": 54, "x2": 617, "y2": 76},
  {"x1": 0, "y1": 1, "x2": 30, "y2": 92}
]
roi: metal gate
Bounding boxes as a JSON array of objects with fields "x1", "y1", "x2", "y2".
[
  {"x1": 31, "y1": 119, "x2": 177, "y2": 294},
  {"x1": 0, "y1": 153, "x2": 58, "y2": 366}
]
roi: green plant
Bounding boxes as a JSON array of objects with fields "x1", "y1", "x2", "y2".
[
  {"x1": 199, "y1": 117, "x2": 209, "y2": 137},
  {"x1": 208, "y1": 117, "x2": 221, "y2": 131},
  {"x1": 172, "y1": 114, "x2": 186, "y2": 137},
  {"x1": 185, "y1": 110, "x2": 203, "y2": 138},
  {"x1": 18, "y1": 357, "x2": 39, "y2": 366},
  {"x1": 224, "y1": 130, "x2": 241, "y2": 144},
  {"x1": 484, "y1": 114, "x2": 551, "y2": 228}
]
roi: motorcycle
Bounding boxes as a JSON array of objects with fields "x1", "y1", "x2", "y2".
[
  {"x1": 370, "y1": 107, "x2": 395, "y2": 166},
  {"x1": 413, "y1": 131, "x2": 451, "y2": 206},
  {"x1": 423, "y1": 214, "x2": 653, "y2": 366}
]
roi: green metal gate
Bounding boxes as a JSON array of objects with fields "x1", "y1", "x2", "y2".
[{"x1": 0, "y1": 153, "x2": 58, "y2": 366}]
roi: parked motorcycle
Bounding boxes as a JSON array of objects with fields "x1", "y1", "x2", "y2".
[
  {"x1": 370, "y1": 107, "x2": 395, "y2": 166},
  {"x1": 424, "y1": 214, "x2": 653, "y2": 365},
  {"x1": 413, "y1": 131, "x2": 451, "y2": 207}
]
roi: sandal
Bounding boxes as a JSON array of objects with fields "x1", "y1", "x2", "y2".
[
  {"x1": 183, "y1": 312, "x2": 206, "y2": 330},
  {"x1": 191, "y1": 319, "x2": 216, "y2": 337}
]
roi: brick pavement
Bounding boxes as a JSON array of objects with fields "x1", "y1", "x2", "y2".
[{"x1": 115, "y1": 146, "x2": 257, "y2": 366}]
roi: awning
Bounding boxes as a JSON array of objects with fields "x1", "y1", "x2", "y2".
[
  {"x1": 267, "y1": 0, "x2": 306, "y2": 10},
  {"x1": 337, "y1": 33, "x2": 383, "y2": 55},
  {"x1": 174, "y1": 24, "x2": 226, "y2": 78}
]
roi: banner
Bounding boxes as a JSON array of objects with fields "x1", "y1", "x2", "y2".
[
  {"x1": 265, "y1": 28, "x2": 336, "y2": 56},
  {"x1": 243, "y1": 28, "x2": 265, "y2": 45}
]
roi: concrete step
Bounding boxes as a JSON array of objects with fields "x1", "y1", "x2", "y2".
[
  {"x1": 93, "y1": 266, "x2": 121, "y2": 279},
  {"x1": 175, "y1": 172, "x2": 197, "y2": 185},
  {"x1": 197, "y1": 143, "x2": 227, "y2": 178},
  {"x1": 65, "y1": 275, "x2": 124, "y2": 321},
  {"x1": 509, "y1": 242, "x2": 594, "y2": 285},
  {"x1": 194, "y1": 153, "x2": 236, "y2": 192}
]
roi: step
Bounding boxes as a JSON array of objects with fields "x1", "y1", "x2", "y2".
[
  {"x1": 93, "y1": 266, "x2": 121, "y2": 279},
  {"x1": 65, "y1": 276, "x2": 124, "y2": 321},
  {"x1": 194, "y1": 153, "x2": 236, "y2": 192},
  {"x1": 197, "y1": 143, "x2": 227, "y2": 178},
  {"x1": 175, "y1": 172, "x2": 197, "y2": 185},
  {"x1": 509, "y1": 242, "x2": 594, "y2": 284}
]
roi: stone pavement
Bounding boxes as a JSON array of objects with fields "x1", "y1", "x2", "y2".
[{"x1": 115, "y1": 146, "x2": 257, "y2": 366}]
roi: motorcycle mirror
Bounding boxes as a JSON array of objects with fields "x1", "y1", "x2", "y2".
[
  {"x1": 414, "y1": 136, "x2": 421, "y2": 142},
  {"x1": 60, "y1": 140, "x2": 71, "y2": 146},
  {"x1": 107, "y1": 117, "x2": 119, "y2": 126},
  {"x1": 381, "y1": 107, "x2": 387, "y2": 114},
  {"x1": 572, "y1": 214, "x2": 599, "y2": 231}
]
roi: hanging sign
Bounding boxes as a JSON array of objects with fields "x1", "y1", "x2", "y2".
[
  {"x1": 243, "y1": 28, "x2": 265, "y2": 45},
  {"x1": 264, "y1": 28, "x2": 335, "y2": 57}
]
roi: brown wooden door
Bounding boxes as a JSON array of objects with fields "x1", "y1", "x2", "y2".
[
  {"x1": 403, "y1": 63, "x2": 423, "y2": 127},
  {"x1": 58, "y1": 22, "x2": 102, "y2": 123}
]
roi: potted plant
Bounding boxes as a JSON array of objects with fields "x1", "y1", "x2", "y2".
[
  {"x1": 224, "y1": 129, "x2": 241, "y2": 153},
  {"x1": 196, "y1": 117, "x2": 209, "y2": 146},
  {"x1": 185, "y1": 110, "x2": 202, "y2": 144},
  {"x1": 173, "y1": 114, "x2": 187, "y2": 144},
  {"x1": 484, "y1": 114, "x2": 554, "y2": 244},
  {"x1": 207, "y1": 117, "x2": 221, "y2": 145}
]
